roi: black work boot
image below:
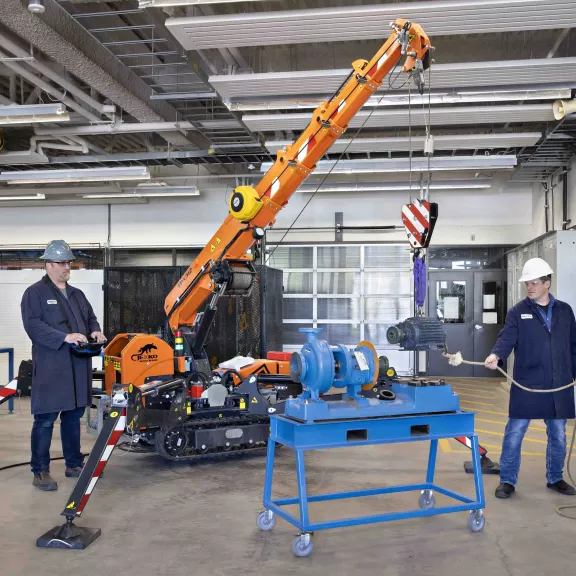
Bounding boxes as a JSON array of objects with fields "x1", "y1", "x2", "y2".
[
  {"x1": 547, "y1": 480, "x2": 576, "y2": 495},
  {"x1": 495, "y1": 482, "x2": 515, "y2": 498},
  {"x1": 32, "y1": 472, "x2": 58, "y2": 491},
  {"x1": 65, "y1": 466, "x2": 83, "y2": 478}
]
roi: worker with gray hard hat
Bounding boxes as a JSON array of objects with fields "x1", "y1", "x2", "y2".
[
  {"x1": 20, "y1": 240, "x2": 107, "y2": 491},
  {"x1": 485, "y1": 257, "x2": 576, "y2": 499}
]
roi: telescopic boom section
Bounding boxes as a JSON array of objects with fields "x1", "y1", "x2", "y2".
[{"x1": 165, "y1": 19, "x2": 431, "y2": 333}]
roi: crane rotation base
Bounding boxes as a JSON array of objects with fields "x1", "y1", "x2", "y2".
[{"x1": 258, "y1": 410, "x2": 486, "y2": 557}]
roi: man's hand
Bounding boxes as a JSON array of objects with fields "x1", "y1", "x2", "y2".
[
  {"x1": 65, "y1": 333, "x2": 89, "y2": 345},
  {"x1": 91, "y1": 331, "x2": 107, "y2": 344},
  {"x1": 485, "y1": 353, "x2": 500, "y2": 370}
]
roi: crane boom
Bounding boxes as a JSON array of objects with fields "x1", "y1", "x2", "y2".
[{"x1": 164, "y1": 18, "x2": 432, "y2": 341}]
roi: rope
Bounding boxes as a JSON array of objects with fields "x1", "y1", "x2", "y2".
[
  {"x1": 443, "y1": 350, "x2": 576, "y2": 520},
  {"x1": 443, "y1": 352, "x2": 576, "y2": 393}
]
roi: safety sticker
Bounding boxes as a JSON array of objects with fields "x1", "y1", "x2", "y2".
[
  {"x1": 521, "y1": 314, "x2": 533, "y2": 319},
  {"x1": 251, "y1": 397, "x2": 258, "y2": 404},
  {"x1": 354, "y1": 351, "x2": 369, "y2": 371}
]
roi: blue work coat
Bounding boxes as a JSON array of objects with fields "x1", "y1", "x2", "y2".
[
  {"x1": 21, "y1": 275, "x2": 101, "y2": 415},
  {"x1": 491, "y1": 295, "x2": 576, "y2": 420}
]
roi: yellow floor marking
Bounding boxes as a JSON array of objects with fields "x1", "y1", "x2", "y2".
[
  {"x1": 451, "y1": 381, "x2": 500, "y2": 388},
  {"x1": 438, "y1": 439, "x2": 452, "y2": 453},
  {"x1": 467, "y1": 408, "x2": 509, "y2": 417},
  {"x1": 455, "y1": 392, "x2": 496, "y2": 399},
  {"x1": 450, "y1": 449, "x2": 544, "y2": 457},
  {"x1": 475, "y1": 428, "x2": 548, "y2": 444},
  {"x1": 475, "y1": 418, "x2": 547, "y2": 432},
  {"x1": 460, "y1": 399, "x2": 494, "y2": 407}
]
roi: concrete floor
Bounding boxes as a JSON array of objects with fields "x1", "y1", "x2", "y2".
[{"x1": 1, "y1": 379, "x2": 575, "y2": 576}]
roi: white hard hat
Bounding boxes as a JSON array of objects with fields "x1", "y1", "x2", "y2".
[{"x1": 518, "y1": 258, "x2": 553, "y2": 282}]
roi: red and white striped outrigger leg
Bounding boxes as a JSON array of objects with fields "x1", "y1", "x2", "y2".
[
  {"x1": 60, "y1": 406, "x2": 127, "y2": 519},
  {"x1": 0, "y1": 379, "x2": 18, "y2": 406},
  {"x1": 455, "y1": 436, "x2": 488, "y2": 456}
]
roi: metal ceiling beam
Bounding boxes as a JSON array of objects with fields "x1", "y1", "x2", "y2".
[
  {"x1": 167, "y1": 0, "x2": 576, "y2": 50},
  {"x1": 210, "y1": 58, "x2": 576, "y2": 99},
  {"x1": 265, "y1": 133, "x2": 543, "y2": 154},
  {"x1": 244, "y1": 104, "x2": 555, "y2": 132},
  {"x1": 0, "y1": 0, "x2": 209, "y2": 148}
]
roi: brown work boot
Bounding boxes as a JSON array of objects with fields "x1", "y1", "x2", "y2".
[{"x1": 32, "y1": 472, "x2": 58, "y2": 491}]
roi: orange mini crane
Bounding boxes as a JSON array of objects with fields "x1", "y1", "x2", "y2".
[{"x1": 99, "y1": 18, "x2": 432, "y2": 462}]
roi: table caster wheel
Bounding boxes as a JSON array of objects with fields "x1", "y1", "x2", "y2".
[
  {"x1": 468, "y1": 510, "x2": 485, "y2": 532},
  {"x1": 292, "y1": 534, "x2": 313, "y2": 557},
  {"x1": 257, "y1": 510, "x2": 275, "y2": 531},
  {"x1": 419, "y1": 489, "x2": 435, "y2": 510}
]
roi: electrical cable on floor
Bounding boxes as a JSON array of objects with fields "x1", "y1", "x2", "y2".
[
  {"x1": 0, "y1": 454, "x2": 91, "y2": 472},
  {"x1": 444, "y1": 350, "x2": 576, "y2": 520}
]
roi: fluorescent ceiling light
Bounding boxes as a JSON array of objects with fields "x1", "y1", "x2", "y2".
[
  {"x1": 260, "y1": 156, "x2": 517, "y2": 174},
  {"x1": 0, "y1": 193, "x2": 45, "y2": 200},
  {"x1": 141, "y1": 0, "x2": 263, "y2": 6},
  {"x1": 227, "y1": 89, "x2": 572, "y2": 112},
  {"x1": 297, "y1": 180, "x2": 493, "y2": 193},
  {"x1": 0, "y1": 103, "x2": 69, "y2": 125},
  {"x1": 83, "y1": 191, "x2": 200, "y2": 198},
  {"x1": 0, "y1": 167, "x2": 150, "y2": 185},
  {"x1": 167, "y1": 2, "x2": 576, "y2": 50}
]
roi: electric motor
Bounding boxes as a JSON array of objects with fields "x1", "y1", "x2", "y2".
[{"x1": 386, "y1": 317, "x2": 446, "y2": 351}]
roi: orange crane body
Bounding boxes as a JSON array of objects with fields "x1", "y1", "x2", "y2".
[{"x1": 104, "y1": 18, "x2": 432, "y2": 396}]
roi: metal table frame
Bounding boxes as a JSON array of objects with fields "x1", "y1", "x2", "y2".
[{"x1": 259, "y1": 411, "x2": 486, "y2": 555}]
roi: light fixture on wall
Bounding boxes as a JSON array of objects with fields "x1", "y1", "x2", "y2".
[
  {"x1": 0, "y1": 104, "x2": 70, "y2": 125},
  {"x1": 0, "y1": 167, "x2": 150, "y2": 185},
  {"x1": 27, "y1": 0, "x2": 45, "y2": 13}
]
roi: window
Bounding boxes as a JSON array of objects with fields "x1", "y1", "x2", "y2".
[
  {"x1": 269, "y1": 244, "x2": 414, "y2": 373},
  {"x1": 436, "y1": 281, "x2": 466, "y2": 323}
]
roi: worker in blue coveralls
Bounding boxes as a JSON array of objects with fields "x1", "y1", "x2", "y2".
[
  {"x1": 21, "y1": 240, "x2": 106, "y2": 491},
  {"x1": 485, "y1": 257, "x2": 576, "y2": 499}
]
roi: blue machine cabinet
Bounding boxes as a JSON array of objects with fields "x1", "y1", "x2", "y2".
[
  {"x1": 0, "y1": 348, "x2": 15, "y2": 414},
  {"x1": 257, "y1": 400, "x2": 486, "y2": 557}
]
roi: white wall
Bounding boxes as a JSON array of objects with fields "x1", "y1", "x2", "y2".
[
  {"x1": 0, "y1": 173, "x2": 537, "y2": 249},
  {"x1": 0, "y1": 270, "x2": 104, "y2": 388}
]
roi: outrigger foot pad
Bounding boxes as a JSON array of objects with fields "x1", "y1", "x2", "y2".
[
  {"x1": 464, "y1": 456, "x2": 500, "y2": 475},
  {"x1": 36, "y1": 519, "x2": 101, "y2": 550}
]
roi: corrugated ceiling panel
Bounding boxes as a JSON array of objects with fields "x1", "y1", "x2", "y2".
[
  {"x1": 244, "y1": 104, "x2": 554, "y2": 132},
  {"x1": 168, "y1": 1, "x2": 576, "y2": 49},
  {"x1": 210, "y1": 58, "x2": 576, "y2": 99},
  {"x1": 265, "y1": 133, "x2": 543, "y2": 153}
]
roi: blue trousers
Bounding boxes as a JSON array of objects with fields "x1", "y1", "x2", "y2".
[
  {"x1": 500, "y1": 418, "x2": 567, "y2": 486},
  {"x1": 31, "y1": 407, "x2": 85, "y2": 474}
]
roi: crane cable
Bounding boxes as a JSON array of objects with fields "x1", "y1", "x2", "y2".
[
  {"x1": 265, "y1": 36, "x2": 419, "y2": 265},
  {"x1": 443, "y1": 351, "x2": 576, "y2": 520}
]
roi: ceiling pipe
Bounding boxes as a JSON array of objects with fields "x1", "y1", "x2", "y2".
[
  {"x1": 34, "y1": 121, "x2": 197, "y2": 136},
  {"x1": 28, "y1": 135, "x2": 89, "y2": 156},
  {"x1": 0, "y1": 32, "x2": 115, "y2": 118},
  {"x1": 0, "y1": 48, "x2": 100, "y2": 123}
]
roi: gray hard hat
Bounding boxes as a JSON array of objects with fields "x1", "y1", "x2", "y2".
[{"x1": 40, "y1": 239, "x2": 76, "y2": 261}]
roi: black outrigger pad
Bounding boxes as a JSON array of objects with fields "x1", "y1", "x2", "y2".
[
  {"x1": 464, "y1": 457, "x2": 501, "y2": 475},
  {"x1": 36, "y1": 522, "x2": 101, "y2": 550}
]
